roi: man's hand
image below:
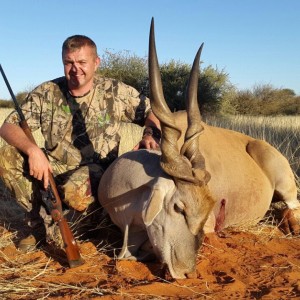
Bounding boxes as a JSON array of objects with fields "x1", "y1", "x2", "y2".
[
  {"x1": 133, "y1": 134, "x2": 160, "y2": 150},
  {"x1": 27, "y1": 145, "x2": 53, "y2": 189},
  {"x1": 133, "y1": 112, "x2": 161, "y2": 150},
  {"x1": 0, "y1": 123, "x2": 53, "y2": 189}
]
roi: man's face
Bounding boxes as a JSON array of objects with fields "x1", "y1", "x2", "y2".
[{"x1": 63, "y1": 45, "x2": 100, "y2": 93}]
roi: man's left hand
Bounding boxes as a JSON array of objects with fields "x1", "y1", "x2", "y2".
[{"x1": 133, "y1": 134, "x2": 160, "y2": 150}]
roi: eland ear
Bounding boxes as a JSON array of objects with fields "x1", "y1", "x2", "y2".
[{"x1": 143, "y1": 188, "x2": 164, "y2": 226}]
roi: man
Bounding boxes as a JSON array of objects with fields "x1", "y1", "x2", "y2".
[{"x1": 0, "y1": 35, "x2": 161, "y2": 250}]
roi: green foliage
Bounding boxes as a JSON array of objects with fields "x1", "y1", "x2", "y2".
[
  {"x1": 159, "y1": 62, "x2": 234, "y2": 114},
  {"x1": 0, "y1": 91, "x2": 29, "y2": 108},
  {"x1": 98, "y1": 50, "x2": 148, "y2": 92},
  {"x1": 15, "y1": 91, "x2": 29, "y2": 104},
  {"x1": 97, "y1": 50, "x2": 234, "y2": 114},
  {"x1": 198, "y1": 66, "x2": 235, "y2": 114},
  {"x1": 1, "y1": 50, "x2": 298, "y2": 116},
  {"x1": 225, "y1": 84, "x2": 300, "y2": 115},
  {"x1": 0, "y1": 100, "x2": 14, "y2": 108},
  {"x1": 159, "y1": 60, "x2": 190, "y2": 111}
]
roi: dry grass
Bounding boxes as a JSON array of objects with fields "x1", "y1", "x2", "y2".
[
  {"x1": 0, "y1": 235, "x2": 113, "y2": 299},
  {"x1": 0, "y1": 189, "x2": 115, "y2": 299},
  {"x1": 0, "y1": 111, "x2": 299, "y2": 298}
]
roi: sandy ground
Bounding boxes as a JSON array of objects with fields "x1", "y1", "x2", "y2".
[
  {"x1": 0, "y1": 175, "x2": 299, "y2": 299},
  {"x1": 0, "y1": 222, "x2": 299, "y2": 299}
]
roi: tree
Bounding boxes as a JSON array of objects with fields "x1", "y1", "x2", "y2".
[
  {"x1": 16, "y1": 91, "x2": 29, "y2": 104},
  {"x1": 160, "y1": 62, "x2": 234, "y2": 114},
  {"x1": 225, "y1": 84, "x2": 300, "y2": 115},
  {"x1": 0, "y1": 91, "x2": 28, "y2": 108},
  {"x1": 198, "y1": 66, "x2": 234, "y2": 114},
  {"x1": 0, "y1": 99, "x2": 14, "y2": 108},
  {"x1": 98, "y1": 50, "x2": 148, "y2": 92},
  {"x1": 159, "y1": 60, "x2": 190, "y2": 111},
  {"x1": 97, "y1": 50, "x2": 235, "y2": 115}
]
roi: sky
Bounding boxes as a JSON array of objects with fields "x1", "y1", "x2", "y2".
[{"x1": 0, "y1": 0, "x2": 300, "y2": 100}]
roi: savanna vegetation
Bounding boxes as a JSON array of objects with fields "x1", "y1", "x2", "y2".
[
  {"x1": 98, "y1": 50, "x2": 300, "y2": 116},
  {"x1": 1, "y1": 49, "x2": 299, "y2": 116},
  {"x1": 1, "y1": 49, "x2": 299, "y2": 182},
  {"x1": 0, "y1": 50, "x2": 299, "y2": 299}
]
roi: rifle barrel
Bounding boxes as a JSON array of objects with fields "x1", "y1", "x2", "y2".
[
  {"x1": 0, "y1": 64, "x2": 84, "y2": 268},
  {"x1": 0, "y1": 64, "x2": 25, "y2": 121}
]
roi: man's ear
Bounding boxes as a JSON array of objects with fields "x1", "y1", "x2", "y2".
[{"x1": 95, "y1": 56, "x2": 100, "y2": 71}]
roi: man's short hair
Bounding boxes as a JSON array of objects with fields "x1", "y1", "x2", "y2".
[{"x1": 62, "y1": 35, "x2": 98, "y2": 57}]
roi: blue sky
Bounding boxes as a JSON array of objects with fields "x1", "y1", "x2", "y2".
[{"x1": 1, "y1": 0, "x2": 299, "y2": 100}]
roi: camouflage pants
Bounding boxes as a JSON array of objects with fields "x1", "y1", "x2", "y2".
[{"x1": 0, "y1": 145, "x2": 105, "y2": 225}]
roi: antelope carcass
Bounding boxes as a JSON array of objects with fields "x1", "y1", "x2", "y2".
[{"x1": 98, "y1": 19, "x2": 300, "y2": 279}]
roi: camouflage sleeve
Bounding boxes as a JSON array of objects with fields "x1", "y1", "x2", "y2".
[
  {"x1": 118, "y1": 82, "x2": 152, "y2": 125},
  {"x1": 4, "y1": 87, "x2": 43, "y2": 132}
]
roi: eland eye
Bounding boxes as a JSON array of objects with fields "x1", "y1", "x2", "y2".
[{"x1": 174, "y1": 203, "x2": 185, "y2": 215}]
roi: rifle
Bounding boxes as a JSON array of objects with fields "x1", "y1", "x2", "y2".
[{"x1": 0, "y1": 64, "x2": 84, "y2": 268}]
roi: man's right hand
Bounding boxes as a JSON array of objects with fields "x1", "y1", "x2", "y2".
[
  {"x1": 27, "y1": 145, "x2": 53, "y2": 189},
  {"x1": 0, "y1": 123, "x2": 53, "y2": 189}
]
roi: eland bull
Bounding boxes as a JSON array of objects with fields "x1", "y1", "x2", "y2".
[{"x1": 98, "y1": 19, "x2": 300, "y2": 279}]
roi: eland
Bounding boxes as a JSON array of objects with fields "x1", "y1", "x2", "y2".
[{"x1": 98, "y1": 19, "x2": 300, "y2": 279}]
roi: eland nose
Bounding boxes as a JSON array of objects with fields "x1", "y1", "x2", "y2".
[{"x1": 185, "y1": 270, "x2": 197, "y2": 279}]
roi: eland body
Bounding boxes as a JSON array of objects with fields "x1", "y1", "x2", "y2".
[{"x1": 98, "y1": 19, "x2": 300, "y2": 279}]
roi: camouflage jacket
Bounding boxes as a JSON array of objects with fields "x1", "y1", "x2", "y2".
[{"x1": 5, "y1": 74, "x2": 151, "y2": 167}]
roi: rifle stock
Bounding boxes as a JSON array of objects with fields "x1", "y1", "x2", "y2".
[{"x1": 0, "y1": 64, "x2": 84, "y2": 268}]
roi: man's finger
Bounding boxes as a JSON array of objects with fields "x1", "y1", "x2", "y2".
[{"x1": 43, "y1": 171, "x2": 49, "y2": 189}]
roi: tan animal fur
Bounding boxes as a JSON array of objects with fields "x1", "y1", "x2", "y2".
[
  {"x1": 174, "y1": 114, "x2": 300, "y2": 233},
  {"x1": 98, "y1": 19, "x2": 300, "y2": 279}
]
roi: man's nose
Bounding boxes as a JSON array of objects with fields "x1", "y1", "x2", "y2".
[{"x1": 71, "y1": 63, "x2": 79, "y2": 72}]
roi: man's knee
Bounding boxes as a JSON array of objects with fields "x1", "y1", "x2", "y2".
[
  {"x1": 0, "y1": 145, "x2": 33, "y2": 210},
  {"x1": 61, "y1": 176, "x2": 95, "y2": 211},
  {"x1": 0, "y1": 145, "x2": 24, "y2": 172},
  {"x1": 58, "y1": 164, "x2": 104, "y2": 212},
  {"x1": 0, "y1": 145, "x2": 26, "y2": 186}
]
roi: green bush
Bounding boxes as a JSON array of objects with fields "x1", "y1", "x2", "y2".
[
  {"x1": 98, "y1": 50, "x2": 148, "y2": 92},
  {"x1": 97, "y1": 49, "x2": 234, "y2": 115},
  {"x1": 0, "y1": 100, "x2": 14, "y2": 108},
  {"x1": 222, "y1": 84, "x2": 299, "y2": 115},
  {"x1": 0, "y1": 90, "x2": 29, "y2": 108},
  {"x1": 1, "y1": 50, "x2": 298, "y2": 116}
]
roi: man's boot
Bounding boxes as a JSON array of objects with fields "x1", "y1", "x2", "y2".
[
  {"x1": 18, "y1": 218, "x2": 47, "y2": 252},
  {"x1": 18, "y1": 206, "x2": 51, "y2": 252}
]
